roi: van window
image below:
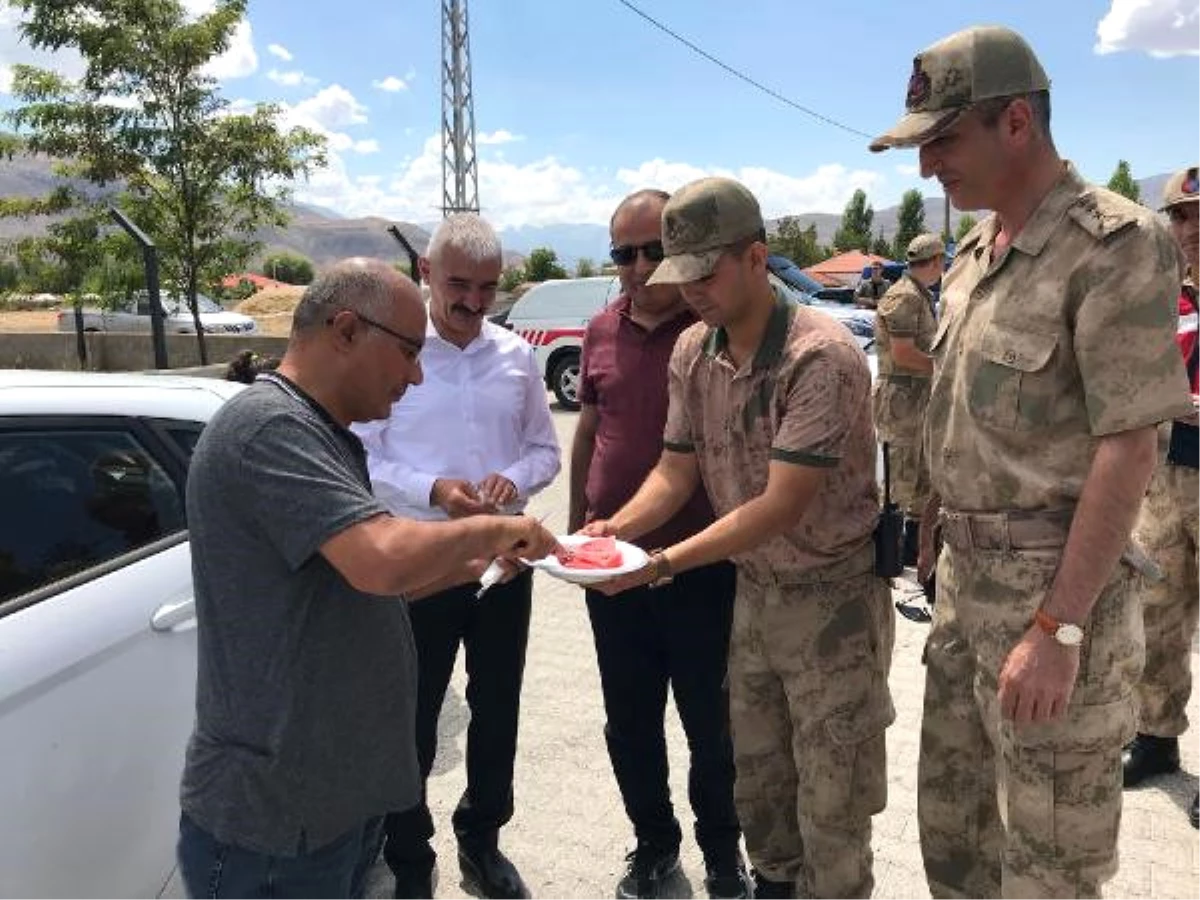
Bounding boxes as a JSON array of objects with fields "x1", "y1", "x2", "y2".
[{"x1": 510, "y1": 277, "x2": 616, "y2": 321}]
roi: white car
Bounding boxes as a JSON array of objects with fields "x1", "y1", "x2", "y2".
[
  {"x1": 56, "y1": 293, "x2": 258, "y2": 335},
  {"x1": 0, "y1": 370, "x2": 243, "y2": 898}
]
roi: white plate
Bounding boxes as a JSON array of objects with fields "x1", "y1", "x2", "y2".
[{"x1": 526, "y1": 534, "x2": 650, "y2": 586}]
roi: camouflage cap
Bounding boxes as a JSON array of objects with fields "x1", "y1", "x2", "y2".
[
  {"x1": 869, "y1": 25, "x2": 1050, "y2": 152},
  {"x1": 647, "y1": 176, "x2": 764, "y2": 285},
  {"x1": 906, "y1": 232, "x2": 945, "y2": 263},
  {"x1": 1160, "y1": 166, "x2": 1199, "y2": 211}
]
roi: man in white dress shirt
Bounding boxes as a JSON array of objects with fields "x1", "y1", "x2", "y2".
[{"x1": 354, "y1": 215, "x2": 561, "y2": 899}]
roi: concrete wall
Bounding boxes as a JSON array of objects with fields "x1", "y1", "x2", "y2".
[{"x1": 0, "y1": 332, "x2": 289, "y2": 372}]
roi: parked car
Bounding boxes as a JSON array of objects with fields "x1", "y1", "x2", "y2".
[
  {"x1": 56, "y1": 292, "x2": 258, "y2": 335},
  {"x1": 502, "y1": 276, "x2": 621, "y2": 410},
  {"x1": 0, "y1": 370, "x2": 243, "y2": 898},
  {"x1": 767, "y1": 253, "x2": 860, "y2": 305},
  {"x1": 764, "y1": 259, "x2": 875, "y2": 348}
]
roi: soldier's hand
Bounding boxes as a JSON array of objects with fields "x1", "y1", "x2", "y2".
[
  {"x1": 997, "y1": 625, "x2": 1081, "y2": 725},
  {"x1": 579, "y1": 518, "x2": 614, "y2": 537},
  {"x1": 499, "y1": 514, "x2": 559, "y2": 563},
  {"x1": 431, "y1": 478, "x2": 491, "y2": 518},
  {"x1": 589, "y1": 563, "x2": 654, "y2": 597}
]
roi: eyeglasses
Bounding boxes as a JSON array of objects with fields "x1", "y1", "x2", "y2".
[
  {"x1": 610, "y1": 240, "x2": 666, "y2": 266},
  {"x1": 327, "y1": 310, "x2": 424, "y2": 357}
]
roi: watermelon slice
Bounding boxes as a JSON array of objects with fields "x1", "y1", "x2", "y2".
[{"x1": 558, "y1": 537, "x2": 623, "y2": 569}]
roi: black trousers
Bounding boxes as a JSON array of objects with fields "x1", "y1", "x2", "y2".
[
  {"x1": 383, "y1": 569, "x2": 533, "y2": 873},
  {"x1": 585, "y1": 561, "x2": 741, "y2": 864}
]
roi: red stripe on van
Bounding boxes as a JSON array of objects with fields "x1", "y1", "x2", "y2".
[{"x1": 529, "y1": 328, "x2": 585, "y2": 347}]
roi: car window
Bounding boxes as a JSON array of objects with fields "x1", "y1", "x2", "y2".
[{"x1": 0, "y1": 429, "x2": 186, "y2": 604}]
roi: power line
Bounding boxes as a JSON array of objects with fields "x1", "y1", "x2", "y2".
[{"x1": 613, "y1": 0, "x2": 873, "y2": 140}]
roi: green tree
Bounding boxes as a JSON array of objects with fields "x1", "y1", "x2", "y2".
[
  {"x1": 575, "y1": 257, "x2": 596, "y2": 278},
  {"x1": 870, "y1": 231, "x2": 891, "y2": 257},
  {"x1": 833, "y1": 190, "x2": 874, "y2": 253},
  {"x1": 954, "y1": 213, "x2": 978, "y2": 242},
  {"x1": 262, "y1": 252, "x2": 315, "y2": 285},
  {"x1": 499, "y1": 267, "x2": 525, "y2": 292},
  {"x1": 4, "y1": 0, "x2": 326, "y2": 363},
  {"x1": 1107, "y1": 160, "x2": 1141, "y2": 203},
  {"x1": 892, "y1": 189, "x2": 926, "y2": 260},
  {"x1": 767, "y1": 217, "x2": 827, "y2": 268},
  {"x1": 524, "y1": 247, "x2": 567, "y2": 282}
]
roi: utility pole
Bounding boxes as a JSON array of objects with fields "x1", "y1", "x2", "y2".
[{"x1": 441, "y1": 0, "x2": 480, "y2": 216}]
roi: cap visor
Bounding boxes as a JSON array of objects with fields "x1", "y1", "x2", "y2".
[
  {"x1": 646, "y1": 249, "x2": 724, "y2": 285},
  {"x1": 869, "y1": 108, "x2": 965, "y2": 152}
]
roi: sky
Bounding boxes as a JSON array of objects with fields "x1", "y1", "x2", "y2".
[{"x1": 0, "y1": 0, "x2": 1198, "y2": 231}]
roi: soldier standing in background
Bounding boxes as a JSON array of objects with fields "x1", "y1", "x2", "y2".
[{"x1": 1122, "y1": 166, "x2": 1200, "y2": 829}]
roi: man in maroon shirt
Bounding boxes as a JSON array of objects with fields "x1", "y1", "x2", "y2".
[{"x1": 569, "y1": 189, "x2": 747, "y2": 900}]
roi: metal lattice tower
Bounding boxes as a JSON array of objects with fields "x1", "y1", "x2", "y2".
[{"x1": 441, "y1": 0, "x2": 479, "y2": 216}]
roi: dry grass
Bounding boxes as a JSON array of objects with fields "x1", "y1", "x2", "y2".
[
  {"x1": 0, "y1": 310, "x2": 59, "y2": 332},
  {"x1": 232, "y1": 285, "x2": 305, "y2": 317}
]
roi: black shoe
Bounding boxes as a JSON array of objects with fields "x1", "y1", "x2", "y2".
[
  {"x1": 704, "y1": 859, "x2": 752, "y2": 899},
  {"x1": 392, "y1": 860, "x2": 436, "y2": 899},
  {"x1": 750, "y1": 869, "x2": 794, "y2": 899},
  {"x1": 458, "y1": 843, "x2": 529, "y2": 899},
  {"x1": 1122, "y1": 733, "x2": 1180, "y2": 787},
  {"x1": 615, "y1": 844, "x2": 681, "y2": 899},
  {"x1": 1190, "y1": 791, "x2": 1199, "y2": 830}
]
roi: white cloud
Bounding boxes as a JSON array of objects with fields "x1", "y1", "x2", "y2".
[
  {"x1": 203, "y1": 19, "x2": 257, "y2": 79},
  {"x1": 372, "y1": 76, "x2": 408, "y2": 92},
  {"x1": 478, "y1": 129, "x2": 523, "y2": 145},
  {"x1": 1096, "y1": 0, "x2": 1200, "y2": 57},
  {"x1": 290, "y1": 132, "x2": 898, "y2": 229},
  {"x1": 267, "y1": 43, "x2": 293, "y2": 62},
  {"x1": 354, "y1": 139, "x2": 381, "y2": 155},
  {"x1": 895, "y1": 163, "x2": 919, "y2": 177},
  {"x1": 267, "y1": 68, "x2": 316, "y2": 87},
  {"x1": 290, "y1": 84, "x2": 369, "y2": 129}
]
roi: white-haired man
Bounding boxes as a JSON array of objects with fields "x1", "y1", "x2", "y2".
[{"x1": 354, "y1": 216, "x2": 561, "y2": 899}]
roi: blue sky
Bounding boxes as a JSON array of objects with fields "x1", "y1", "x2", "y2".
[{"x1": 1, "y1": 0, "x2": 1197, "y2": 229}]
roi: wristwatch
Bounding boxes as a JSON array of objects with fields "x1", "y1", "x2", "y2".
[
  {"x1": 1034, "y1": 609, "x2": 1084, "y2": 647},
  {"x1": 647, "y1": 550, "x2": 674, "y2": 589}
]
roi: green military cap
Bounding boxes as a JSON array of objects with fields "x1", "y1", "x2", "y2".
[
  {"x1": 906, "y1": 232, "x2": 946, "y2": 263},
  {"x1": 870, "y1": 25, "x2": 1050, "y2": 152},
  {"x1": 1160, "y1": 166, "x2": 1199, "y2": 211},
  {"x1": 648, "y1": 177, "x2": 764, "y2": 285}
]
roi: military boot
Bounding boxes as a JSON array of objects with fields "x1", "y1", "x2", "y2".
[{"x1": 1122, "y1": 733, "x2": 1180, "y2": 787}]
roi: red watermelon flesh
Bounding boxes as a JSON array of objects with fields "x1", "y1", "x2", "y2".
[{"x1": 558, "y1": 537, "x2": 623, "y2": 569}]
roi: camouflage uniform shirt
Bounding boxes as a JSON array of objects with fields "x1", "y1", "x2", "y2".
[
  {"x1": 663, "y1": 289, "x2": 879, "y2": 582},
  {"x1": 925, "y1": 163, "x2": 1193, "y2": 512},
  {"x1": 874, "y1": 272, "x2": 937, "y2": 445}
]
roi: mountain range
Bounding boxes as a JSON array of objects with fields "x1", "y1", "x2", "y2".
[{"x1": 0, "y1": 151, "x2": 1173, "y2": 269}]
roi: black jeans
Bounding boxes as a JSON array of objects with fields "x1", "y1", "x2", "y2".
[
  {"x1": 585, "y1": 561, "x2": 741, "y2": 864},
  {"x1": 383, "y1": 569, "x2": 533, "y2": 874}
]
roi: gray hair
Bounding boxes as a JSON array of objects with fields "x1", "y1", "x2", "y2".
[
  {"x1": 291, "y1": 259, "x2": 402, "y2": 333},
  {"x1": 426, "y1": 213, "x2": 502, "y2": 265}
]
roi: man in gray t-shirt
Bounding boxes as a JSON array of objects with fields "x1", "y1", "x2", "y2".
[{"x1": 177, "y1": 259, "x2": 557, "y2": 899}]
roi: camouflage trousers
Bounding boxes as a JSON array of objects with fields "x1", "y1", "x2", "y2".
[
  {"x1": 883, "y1": 439, "x2": 931, "y2": 521},
  {"x1": 920, "y1": 542, "x2": 1143, "y2": 898},
  {"x1": 1133, "y1": 462, "x2": 1200, "y2": 736},
  {"x1": 728, "y1": 545, "x2": 894, "y2": 898}
]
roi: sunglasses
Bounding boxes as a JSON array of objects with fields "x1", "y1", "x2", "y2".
[
  {"x1": 1168, "y1": 205, "x2": 1196, "y2": 225},
  {"x1": 610, "y1": 240, "x2": 666, "y2": 266}
]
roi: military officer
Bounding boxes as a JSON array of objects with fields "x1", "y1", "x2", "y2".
[
  {"x1": 872, "y1": 25, "x2": 1194, "y2": 898},
  {"x1": 872, "y1": 232, "x2": 944, "y2": 567},
  {"x1": 1122, "y1": 166, "x2": 1200, "y2": 830}
]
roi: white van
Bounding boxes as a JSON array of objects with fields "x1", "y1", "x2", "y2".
[{"x1": 502, "y1": 276, "x2": 621, "y2": 409}]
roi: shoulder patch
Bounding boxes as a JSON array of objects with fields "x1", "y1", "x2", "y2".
[{"x1": 1067, "y1": 189, "x2": 1140, "y2": 242}]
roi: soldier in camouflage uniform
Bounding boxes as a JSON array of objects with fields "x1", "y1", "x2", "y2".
[
  {"x1": 585, "y1": 177, "x2": 894, "y2": 899},
  {"x1": 1122, "y1": 167, "x2": 1200, "y2": 829},
  {"x1": 872, "y1": 233, "x2": 944, "y2": 565},
  {"x1": 871, "y1": 25, "x2": 1194, "y2": 898}
]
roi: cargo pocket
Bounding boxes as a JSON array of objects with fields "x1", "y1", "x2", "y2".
[
  {"x1": 818, "y1": 693, "x2": 896, "y2": 820},
  {"x1": 968, "y1": 325, "x2": 1058, "y2": 430}
]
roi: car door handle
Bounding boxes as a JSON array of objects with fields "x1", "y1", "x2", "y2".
[{"x1": 151, "y1": 598, "x2": 196, "y2": 632}]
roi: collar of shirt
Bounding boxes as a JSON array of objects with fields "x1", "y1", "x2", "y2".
[
  {"x1": 256, "y1": 371, "x2": 367, "y2": 459},
  {"x1": 702, "y1": 286, "x2": 795, "y2": 372}
]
